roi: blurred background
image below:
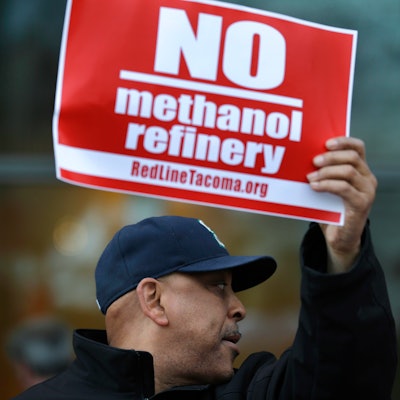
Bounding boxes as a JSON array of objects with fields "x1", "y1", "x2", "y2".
[{"x1": 0, "y1": 0, "x2": 399, "y2": 397}]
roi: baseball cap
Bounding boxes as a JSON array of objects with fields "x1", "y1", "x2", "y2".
[{"x1": 95, "y1": 216, "x2": 277, "y2": 314}]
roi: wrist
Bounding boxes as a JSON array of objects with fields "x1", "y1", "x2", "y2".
[{"x1": 326, "y1": 244, "x2": 360, "y2": 274}]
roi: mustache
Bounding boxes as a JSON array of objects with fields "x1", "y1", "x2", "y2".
[{"x1": 222, "y1": 328, "x2": 242, "y2": 344}]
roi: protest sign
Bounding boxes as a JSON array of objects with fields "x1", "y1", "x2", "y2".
[{"x1": 53, "y1": 0, "x2": 357, "y2": 224}]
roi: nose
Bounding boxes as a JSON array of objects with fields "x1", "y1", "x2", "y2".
[{"x1": 229, "y1": 293, "x2": 246, "y2": 322}]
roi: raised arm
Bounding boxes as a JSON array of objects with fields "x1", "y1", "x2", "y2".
[{"x1": 217, "y1": 137, "x2": 396, "y2": 400}]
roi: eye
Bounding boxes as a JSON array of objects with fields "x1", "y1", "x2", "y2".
[{"x1": 216, "y1": 282, "x2": 227, "y2": 291}]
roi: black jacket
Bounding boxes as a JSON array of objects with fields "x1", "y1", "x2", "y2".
[{"x1": 12, "y1": 224, "x2": 397, "y2": 399}]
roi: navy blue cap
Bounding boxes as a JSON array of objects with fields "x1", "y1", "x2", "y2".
[{"x1": 95, "y1": 216, "x2": 276, "y2": 314}]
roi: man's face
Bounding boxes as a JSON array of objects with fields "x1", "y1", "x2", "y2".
[{"x1": 157, "y1": 269, "x2": 246, "y2": 386}]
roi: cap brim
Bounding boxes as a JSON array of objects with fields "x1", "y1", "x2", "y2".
[{"x1": 178, "y1": 255, "x2": 277, "y2": 292}]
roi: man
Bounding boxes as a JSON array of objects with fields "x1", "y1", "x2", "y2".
[
  {"x1": 13, "y1": 137, "x2": 397, "y2": 399},
  {"x1": 6, "y1": 316, "x2": 72, "y2": 390}
]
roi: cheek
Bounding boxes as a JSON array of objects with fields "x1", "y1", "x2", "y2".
[{"x1": 168, "y1": 296, "x2": 226, "y2": 340}]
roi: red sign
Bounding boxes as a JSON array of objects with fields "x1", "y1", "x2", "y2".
[{"x1": 53, "y1": 0, "x2": 357, "y2": 224}]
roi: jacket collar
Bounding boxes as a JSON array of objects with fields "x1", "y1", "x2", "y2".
[{"x1": 72, "y1": 329, "x2": 155, "y2": 397}]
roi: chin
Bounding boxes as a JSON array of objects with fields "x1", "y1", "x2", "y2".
[{"x1": 211, "y1": 367, "x2": 235, "y2": 384}]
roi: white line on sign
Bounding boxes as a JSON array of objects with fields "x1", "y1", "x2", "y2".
[{"x1": 119, "y1": 70, "x2": 303, "y2": 108}]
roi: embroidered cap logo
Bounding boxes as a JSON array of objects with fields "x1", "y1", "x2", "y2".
[{"x1": 198, "y1": 219, "x2": 226, "y2": 248}]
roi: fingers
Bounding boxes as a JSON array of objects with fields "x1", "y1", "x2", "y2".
[
  {"x1": 306, "y1": 137, "x2": 377, "y2": 202},
  {"x1": 325, "y1": 136, "x2": 366, "y2": 158},
  {"x1": 311, "y1": 137, "x2": 368, "y2": 176}
]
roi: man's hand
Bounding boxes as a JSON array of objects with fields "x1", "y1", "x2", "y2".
[{"x1": 307, "y1": 137, "x2": 377, "y2": 274}]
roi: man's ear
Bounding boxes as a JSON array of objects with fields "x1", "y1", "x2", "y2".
[{"x1": 136, "y1": 278, "x2": 169, "y2": 326}]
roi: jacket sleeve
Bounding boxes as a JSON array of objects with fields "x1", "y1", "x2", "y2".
[{"x1": 268, "y1": 222, "x2": 397, "y2": 400}]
